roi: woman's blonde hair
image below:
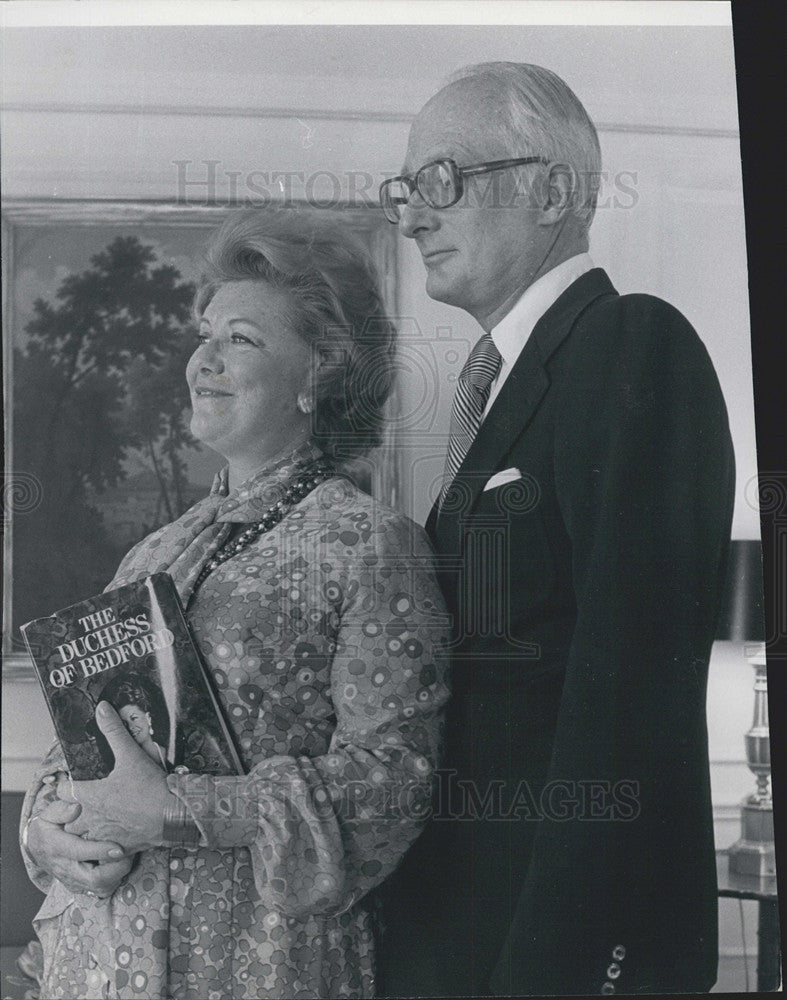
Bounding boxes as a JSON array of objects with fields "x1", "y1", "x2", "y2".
[{"x1": 195, "y1": 209, "x2": 396, "y2": 461}]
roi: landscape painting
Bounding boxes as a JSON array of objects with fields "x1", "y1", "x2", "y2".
[{"x1": 3, "y1": 203, "x2": 396, "y2": 672}]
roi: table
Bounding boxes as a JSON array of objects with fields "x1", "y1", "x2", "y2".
[{"x1": 717, "y1": 850, "x2": 781, "y2": 991}]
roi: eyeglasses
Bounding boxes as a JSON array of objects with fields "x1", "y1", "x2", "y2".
[{"x1": 379, "y1": 157, "x2": 548, "y2": 223}]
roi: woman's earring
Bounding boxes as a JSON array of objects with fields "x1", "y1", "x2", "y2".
[{"x1": 298, "y1": 394, "x2": 314, "y2": 414}]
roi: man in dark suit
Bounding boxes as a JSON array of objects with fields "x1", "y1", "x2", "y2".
[{"x1": 375, "y1": 62, "x2": 735, "y2": 996}]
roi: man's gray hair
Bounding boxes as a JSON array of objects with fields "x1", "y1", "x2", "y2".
[{"x1": 449, "y1": 62, "x2": 602, "y2": 228}]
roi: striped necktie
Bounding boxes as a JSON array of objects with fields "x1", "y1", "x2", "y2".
[{"x1": 439, "y1": 333, "x2": 502, "y2": 508}]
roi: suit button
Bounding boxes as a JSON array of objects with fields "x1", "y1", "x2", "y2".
[
  {"x1": 612, "y1": 945, "x2": 626, "y2": 962},
  {"x1": 601, "y1": 984, "x2": 615, "y2": 995},
  {"x1": 174, "y1": 765, "x2": 190, "y2": 775},
  {"x1": 607, "y1": 963, "x2": 621, "y2": 979}
]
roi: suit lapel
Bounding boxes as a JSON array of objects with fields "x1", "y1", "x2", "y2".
[
  {"x1": 425, "y1": 498, "x2": 439, "y2": 542},
  {"x1": 430, "y1": 269, "x2": 617, "y2": 555}
]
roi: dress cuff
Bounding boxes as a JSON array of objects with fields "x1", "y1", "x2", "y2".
[{"x1": 166, "y1": 772, "x2": 258, "y2": 848}]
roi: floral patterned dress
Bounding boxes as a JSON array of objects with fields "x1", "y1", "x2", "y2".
[{"x1": 21, "y1": 444, "x2": 450, "y2": 999}]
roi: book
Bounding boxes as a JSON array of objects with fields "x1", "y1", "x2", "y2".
[{"x1": 21, "y1": 573, "x2": 243, "y2": 779}]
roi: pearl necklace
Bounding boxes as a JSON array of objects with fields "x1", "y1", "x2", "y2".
[{"x1": 193, "y1": 464, "x2": 334, "y2": 591}]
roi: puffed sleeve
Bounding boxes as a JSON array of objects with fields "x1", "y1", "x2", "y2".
[{"x1": 169, "y1": 513, "x2": 450, "y2": 921}]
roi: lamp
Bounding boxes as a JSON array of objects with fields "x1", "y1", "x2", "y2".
[{"x1": 715, "y1": 539, "x2": 771, "y2": 878}]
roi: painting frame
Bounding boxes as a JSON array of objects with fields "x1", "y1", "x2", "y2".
[{"x1": 2, "y1": 198, "x2": 400, "y2": 679}]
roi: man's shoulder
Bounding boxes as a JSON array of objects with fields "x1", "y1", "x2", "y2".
[
  {"x1": 582, "y1": 285, "x2": 694, "y2": 334},
  {"x1": 550, "y1": 282, "x2": 723, "y2": 410},
  {"x1": 574, "y1": 285, "x2": 707, "y2": 361}
]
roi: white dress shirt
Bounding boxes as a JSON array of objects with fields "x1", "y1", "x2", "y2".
[{"x1": 483, "y1": 252, "x2": 595, "y2": 417}]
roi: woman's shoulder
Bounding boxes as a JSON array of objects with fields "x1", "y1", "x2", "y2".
[
  {"x1": 108, "y1": 492, "x2": 219, "y2": 587},
  {"x1": 305, "y1": 476, "x2": 435, "y2": 557},
  {"x1": 302, "y1": 477, "x2": 445, "y2": 614}
]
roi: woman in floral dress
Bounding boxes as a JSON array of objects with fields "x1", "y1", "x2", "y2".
[{"x1": 21, "y1": 209, "x2": 449, "y2": 1000}]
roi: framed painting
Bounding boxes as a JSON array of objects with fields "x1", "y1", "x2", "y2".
[{"x1": 2, "y1": 200, "x2": 399, "y2": 677}]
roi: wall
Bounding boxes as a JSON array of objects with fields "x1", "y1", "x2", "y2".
[
  {"x1": 2, "y1": 24, "x2": 756, "y2": 528},
  {"x1": 0, "y1": 22, "x2": 764, "y2": 981}
]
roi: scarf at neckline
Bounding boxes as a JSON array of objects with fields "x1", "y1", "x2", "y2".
[{"x1": 109, "y1": 439, "x2": 331, "y2": 607}]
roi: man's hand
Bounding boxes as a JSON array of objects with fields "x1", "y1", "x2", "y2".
[
  {"x1": 26, "y1": 799, "x2": 133, "y2": 898},
  {"x1": 61, "y1": 701, "x2": 173, "y2": 853}
]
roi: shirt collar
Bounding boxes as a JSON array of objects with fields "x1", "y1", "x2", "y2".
[{"x1": 490, "y1": 252, "x2": 595, "y2": 368}]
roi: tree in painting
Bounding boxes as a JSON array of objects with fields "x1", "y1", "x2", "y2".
[{"x1": 13, "y1": 235, "x2": 198, "y2": 635}]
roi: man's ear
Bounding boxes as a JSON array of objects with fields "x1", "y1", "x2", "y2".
[{"x1": 537, "y1": 162, "x2": 576, "y2": 226}]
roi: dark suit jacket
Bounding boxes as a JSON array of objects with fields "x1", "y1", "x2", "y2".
[{"x1": 376, "y1": 269, "x2": 735, "y2": 996}]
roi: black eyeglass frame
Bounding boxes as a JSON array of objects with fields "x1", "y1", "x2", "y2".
[{"x1": 379, "y1": 156, "x2": 549, "y2": 222}]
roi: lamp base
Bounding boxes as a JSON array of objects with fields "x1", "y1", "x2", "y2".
[{"x1": 728, "y1": 801, "x2": 776, "y2": 878}]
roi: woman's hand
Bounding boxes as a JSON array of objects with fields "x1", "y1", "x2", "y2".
[
  {"x1": 26, "y1": 798, "x2": 133, "y2": 898},
  {"x1": 60, "y1": 701, "x2": 175, "y2": 853}
]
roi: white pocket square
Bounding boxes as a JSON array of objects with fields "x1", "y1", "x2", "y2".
[{"x1": 483, "y1": 467, "x2": 522, "y2": 491}]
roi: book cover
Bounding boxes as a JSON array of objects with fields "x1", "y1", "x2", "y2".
[{"x1": 21, "y1": 573, "x2": 243, "y2": 779}]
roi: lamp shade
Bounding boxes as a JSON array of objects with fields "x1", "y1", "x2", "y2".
[{"x1": 716, "y1": 539, "x2": 766, "y2": 642}]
